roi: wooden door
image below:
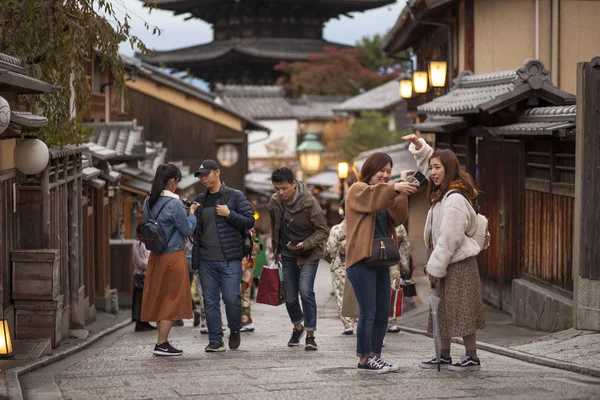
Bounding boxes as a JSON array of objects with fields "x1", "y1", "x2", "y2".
[{"x1": 478, "y1": 139, "x2": 525, "y2": 298}]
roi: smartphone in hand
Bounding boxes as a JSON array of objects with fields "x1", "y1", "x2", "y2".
[{"x1": 407, "y1": 171, "x2": 427, "y2": 185}]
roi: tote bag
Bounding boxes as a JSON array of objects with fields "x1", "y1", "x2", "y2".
[{"x1": 256, "y1": 260, "x2": 285, "y2": 306}]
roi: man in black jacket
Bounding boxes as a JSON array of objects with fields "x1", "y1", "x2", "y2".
[{"x1": 192, "y1": 160, "x2": 255, "y2": 352}]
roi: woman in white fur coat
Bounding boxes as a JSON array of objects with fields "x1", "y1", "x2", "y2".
[{"x1": 404, "y1": 134, "x2": 485, "y2": 372}]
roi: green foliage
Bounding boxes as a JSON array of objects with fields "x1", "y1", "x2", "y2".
[
  {"x1": 0, "y1": 0, "x2": 161, "y2": 146},
  {"x1": 356, "y1": 34, "x2": 407, "y2": 73},
  {"x1": 339, "y1": 111, "x2": 408, "y2": 160}
]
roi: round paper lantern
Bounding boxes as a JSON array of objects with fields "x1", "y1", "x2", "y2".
[
  {"x1": 15, "y1": 139, "x2": 49, "y2": 175},
  {"x1": 0, "y1": 96, "x2": 10, "y2": 135}
]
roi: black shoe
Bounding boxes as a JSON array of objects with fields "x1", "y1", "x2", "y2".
[
  {"x1": 229, "y1": 330, "x2": 241, "y2": 350},
  {"x1": 153, "y1": 341, "x2": 183, "y2": 356},
  {"x1": 193, "y1": 311, "x2": 200, "y2": 327},
  {"x1": 448, "y1": 355, "x2": 481, "y2": 372},
  {"x1": 287, "y1": 326, "x2": 304, "y2": 347},
  {"x1": 357, "y1": 357, "x2": 391, "y2": 374},
  {"x1": 135, "y1": 322, "x2": 157, "y2": 332},
  {"x1": 173, "y1": 320, "x2": 184, "y2": 327},
  {"x1": 374, "y1": 356, "x2": 400, "y2": 372},
  {"x1": 205, "y1": 341, "x2": 225, "y2": 352},
  {"x1": 419, "y1": 355, "x2": 452, "y2": 369},
  {"x1": 305, "y1": 333, "x2": 318, "y2": 351}
]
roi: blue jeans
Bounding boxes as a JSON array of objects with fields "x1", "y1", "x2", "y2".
[
  {"x1": 198, "y1": 260, "x2": 243, "y2": 343},
  {"x1": 347, "y1": 260, "x2": 391, "y2": 358},
  {"x1": 281, "y1": 256, "x2": 319, "y2": 332}
]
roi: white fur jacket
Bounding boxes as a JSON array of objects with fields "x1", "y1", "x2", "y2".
[{"x1": 409, "y1": 139, "x2": 481, "y2": 278}]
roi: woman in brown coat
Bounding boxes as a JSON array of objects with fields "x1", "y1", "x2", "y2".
[
  {"x1": 142, "y1": 164, "x2": 199, "y2": 356},
  {"x1": 345, "y1": 153, "x2": 418, "y2": 373}
]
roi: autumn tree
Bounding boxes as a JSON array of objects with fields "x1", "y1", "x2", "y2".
[
  {"x1": 339, "y1": 111, "x2": 407, "y2": 160},
  {"x1": 0, "y1": 0, "x2": 160, "y2": 146},
  {"x1": 275, "y1": 46, "x2": 398, "y2": 97}
]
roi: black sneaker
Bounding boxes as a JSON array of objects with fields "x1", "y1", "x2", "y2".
[
  {"x1": 153, "y1": 341, "x2": 183, "y2": 356},
  {"x1": 287, "y1": 326, "x2": 304, "y2": 347},
  {"x1": 228, "y1": 330, "x2": 241, "y2": 350},
  {"x1": 305, "y1": 334, "x2": 317, "y2": 351},
  {"x1": 375, "y1": 356, "x2": 400, "y2": 372},
  {"x1": 419, "y1": 355, "x2": 452, "y2": 369},
  {"x1": 205, "y1": 341, "x2": 226, "y2": 352},
  {"x1": 448, "y1": 355, "x2": 481, "y2": 372},
  {"x1": 357, "y1": 357, "x2": 391, "y2": 374}
]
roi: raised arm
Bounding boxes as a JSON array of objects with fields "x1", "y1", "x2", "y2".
[
  {"x1": 346, "y1": 182, "x2": 398, "y2": 214},
  {"x1": 408, "y1": 137, "x2": 434, "y2": 177}
]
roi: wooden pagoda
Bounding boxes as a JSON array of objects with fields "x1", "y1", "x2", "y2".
[{"x1": 138, "y1": 0, "x2": 394, "y2": 86}]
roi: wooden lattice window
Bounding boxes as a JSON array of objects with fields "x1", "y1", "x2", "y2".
[{"x1": 525, "y1": 137, "x2": 575, "y2": 196}]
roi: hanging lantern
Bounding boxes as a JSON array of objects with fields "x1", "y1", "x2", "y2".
[
  {"x1": 428, "y1": 60, "x2": 448, "y2": 88},
  {"x1": 0, "y1": 96, "x2": 10, "y2": 135},
  {"x1": 14, "y1": 138, "x2": 49, "y2": 175},
  {"x1": 0, "y1": 303, "x2": 13, "y2": 358},
  {"x1": 399, "y1": 79, "x2": 413, "y2": 99},
  {"x1": 413, "y1": 71, "x2": 428, "y2": 94}
]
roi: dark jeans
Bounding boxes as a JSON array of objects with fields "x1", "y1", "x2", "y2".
[
  {"x1": 347, "y1": 260, "x2": 391, "y2": 358},
  {"x1": 198, "y1": 260, "x2": 243, "y2": 343},
  {"x1": 281, "y1": 256, "x2": 319, "y2": 332}
]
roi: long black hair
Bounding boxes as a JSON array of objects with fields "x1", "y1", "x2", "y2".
[{"x1": 148, "y1": 164, "x2": 182, "y2": 209}]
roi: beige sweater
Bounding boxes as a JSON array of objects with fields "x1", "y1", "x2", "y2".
[{"x1": 344, "y1": 182, "x2": 408, "y2": 269}]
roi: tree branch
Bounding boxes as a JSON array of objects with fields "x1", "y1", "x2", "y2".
[{"x1": 29, "y1": 0, "x2": 58, "y2": 64}]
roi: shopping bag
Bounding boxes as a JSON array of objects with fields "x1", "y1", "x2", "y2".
[
  {"x1": 341, "y1": 277, "x2": 359, "y2": 318},
  {"x1": 256, "y1": 260, "x2": 285, "y2": 306},
  {"x1": 390, "y1": 287, "x2": 404, "y2": 318}
]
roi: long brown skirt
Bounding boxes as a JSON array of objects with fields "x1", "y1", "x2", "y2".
[
  {"x1": 427, "y1": 256, "x2": 486, "y2": 338},
  {"x1": 141, "y1": 250, "x2": 193, "y2": 322}
]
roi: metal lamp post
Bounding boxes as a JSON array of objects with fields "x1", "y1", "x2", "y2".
[{"x1": 296, "y1": 132, "x2": 325, "y2": 177}]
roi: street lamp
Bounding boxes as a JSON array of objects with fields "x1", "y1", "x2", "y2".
[
  {"x1": 296, "y1": 132, "x2": 325, "y2": 176},
  {"x1": 428, "y1": 60, "x2": 448, "y2": 88},
  {"x1": 337, "y1": 161, "x2": 349, "y2": 205},
  {"x1": 399, "y1": 79, "x2": 413, "y2": 99},
  {"x1": 412, "y1": 71, "x2": 428, "y2": 94}
]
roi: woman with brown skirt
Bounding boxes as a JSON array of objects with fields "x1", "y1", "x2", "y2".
[
  {"x1": 142, "y1": 164, "x2": 199, "y2": 356},
  {"x1": 405, "y1": 134, "x2": 486, "y2": 372}
]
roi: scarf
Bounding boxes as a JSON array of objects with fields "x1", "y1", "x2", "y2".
[{"x1": 430, "y1": 180, "x2": 478, "y2": 204}]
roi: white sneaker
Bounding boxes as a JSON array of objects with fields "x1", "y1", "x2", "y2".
[
  {"x1": 199, "y1": 326, "x2": 209, "y2": 334},
  {"x1": 342, "y1": 327, "x2": 354, "y2": 335},
  {"x1": 240, "y1": 323, "x2": 255, "y2": 332},
  {"x1": 375, "y1": 356, "x2": 401, "y2": 372}
]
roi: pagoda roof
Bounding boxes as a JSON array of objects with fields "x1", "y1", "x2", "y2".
[
  {"x1": 147, "y1": 0, "x2": 395, "y2": 22},
  {"x1": 139, "y1": 38, "x2": 347, "y2": 66}
]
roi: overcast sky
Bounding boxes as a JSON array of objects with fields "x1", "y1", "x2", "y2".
[{"x1": 116, "y1": 0, "x2": 407, "y2": 88}]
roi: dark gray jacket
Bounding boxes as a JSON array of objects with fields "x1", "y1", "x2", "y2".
[{"x1": 191, "y1": 183, "x2": 255, "y2": 268}]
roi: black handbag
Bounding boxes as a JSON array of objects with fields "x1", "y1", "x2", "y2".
[
  {"x1": 365, "y1": 237, "x2": 400, "y2": 267},
  {"x1": 134, "y1": 273, "x2": 145, "y2": 290}
]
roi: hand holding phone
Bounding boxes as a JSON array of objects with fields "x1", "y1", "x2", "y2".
[
  {"x1": 407, "y1": 171, "x2": 427, "y2": 185},
  {"x1": 287, "y1": 241, "x2": 304, "y2": 251}
]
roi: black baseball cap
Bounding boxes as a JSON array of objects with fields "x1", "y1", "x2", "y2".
[{"x1": 194, "y1": 159, "x2": 220, "y2": 177}]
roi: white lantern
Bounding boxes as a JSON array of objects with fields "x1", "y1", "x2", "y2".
[
  {"x1": 0, "y1": 96, "x2": 10, "y2": 135},
  {"x1": 14, "y1": 139, "x2": 49, "y2": 175}
]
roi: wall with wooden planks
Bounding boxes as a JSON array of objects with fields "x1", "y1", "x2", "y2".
[
  {"x1": 125, "y1": 88, "x2": 248, "y2": 191},
  {"x1": 0, "y1": 169, "x2": 16, "y2": 337}
]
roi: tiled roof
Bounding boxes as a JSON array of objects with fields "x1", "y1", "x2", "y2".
[
  {"x1": 122, "y1": 55, "x2": 269, "y2": 132},
  {"x1": 216, "y1": 84, "x2": 295, "y2": 120},
  {"x1": 306, "y1": 169, "x2": 339, "y2": 187},
  {"x1": 9, "y1": 111, "x2": 48, "y2": 130},
  {"x1": 410, "y1": 116, "x2": 467, "y2": 133},
  {"x1": 488, "y1": 105, "x2": 576, "y2": 137},
  {"x1": 417, "y1": 60, "x2": 575, "y2": 115},
  {"x1": 0, "y1": 52, "x2": 54, "y2": 94},
  {"x1": 85, "y1": 120, "x2": 145, "y2": 161},
  {"x1": 354, "y1": 142, "x2": 419, "y2": 181},
  {"x1": 289, "y1": 96, "x2": 349, "y2": 120},
  {"x1": 335, "y1": 79, "x2": 403, "y2": 112},
  {"x1": 139, "y1": 38, "x2": 347, "y2": 64},
  {"x1": 245, "y1": 171, "x2": 275, "y2": 197}
]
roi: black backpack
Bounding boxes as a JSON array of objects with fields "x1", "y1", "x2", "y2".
[
  {"x1": 220, "y1": 188, "x2": 254, "y2": 258},
  {"x1": 140, "y1": 198, "x2": 176, "y2": 253}
]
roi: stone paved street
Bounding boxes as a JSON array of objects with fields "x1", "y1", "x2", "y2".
[{"x1": 20, "y1": 263, "x2": 600, "y2": 400}]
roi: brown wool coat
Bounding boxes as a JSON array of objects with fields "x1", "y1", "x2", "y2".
[{"x1": 344, "y1": 182, "x2": 408, "y2": 269}]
